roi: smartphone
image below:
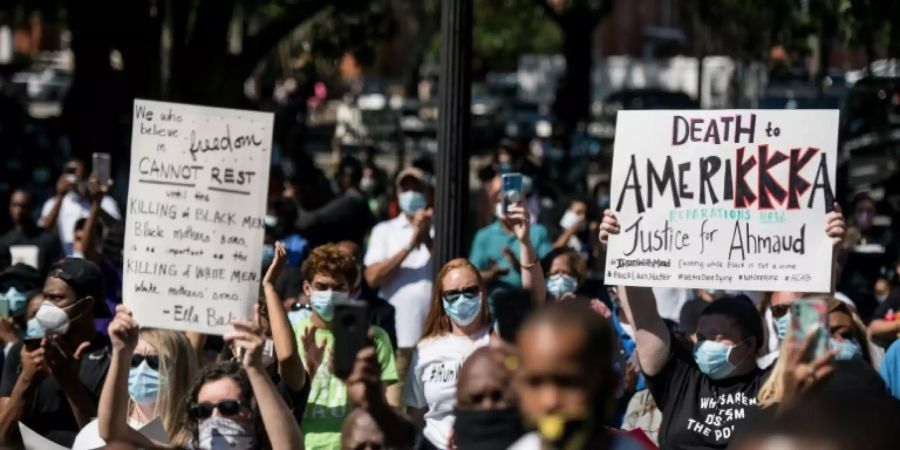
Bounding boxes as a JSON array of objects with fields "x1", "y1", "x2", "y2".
[
  {"x1": 0, "y1": 295, "x2": 8, "y2": 318},
  {"x1": 790, "y1": 298, "x2": 829, "y2": 360},
  {"x1": 92, "y1": 152, "x2": 111, "y2": 185},
  {"x1": 332, "y1": 299, "x2": 369, "y2": 379},
  {"x1": 500, "y1": 172, "x2": 523, "y2": 215},
  {"x1": 24, "y1": 338, "x2": 42, "y2": 351}
]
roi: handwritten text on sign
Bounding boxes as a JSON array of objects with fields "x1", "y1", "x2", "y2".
[
  {"x1": 604, "y1": 110, "x2": 838, "y2": 292},
  {"x1": 124, "y1": 99, "x2": 273, "y2": 334}
]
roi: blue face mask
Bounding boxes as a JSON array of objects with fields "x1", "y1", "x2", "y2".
[
  {"x1": 261, "y1": 244, "x2": 275, "y2": 267},
  {"x1": 774, "y1": 313, "x2": 791, "y2": 341},
  {"x1": 1, "y1": 287, "x2": 27, "y2": 315},
  {"x1": 287, "y1": 307, "x2": 312, "y2": 326},
  {"x1": 398, "y1": 191, "x2": 427, "y2": 215},
  {"x1": 25, "y1": 318, "x2": 44, "y2": 339},
  {"x1": 128, "y1": 360, "x2": 161, "y2": 405},
  {"x1": 693, "y1": 340, "x2": 740, "y2": 380},
  {"x1": 443, "y1": 293, "x2": 482, "y2": 327},
  {"x1": 546, "y1": 274, "x2": 578, "y2": 299},
  {"x1": 830, "y1": 337, "x2": 862, "y2": 361},
  {"x1": 497, "y1": 161, "x2": 512, "y2": 173},
  {"x1": 310, "y1": 290, "x2": 347, "y2": 322}
]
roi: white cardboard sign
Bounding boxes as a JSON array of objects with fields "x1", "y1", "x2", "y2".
[
  {"x1": 605, "y1": 110, "x2": 838, "y2": 292},
  {"x1": 123, "y1": 99, "x2": 272, "y2": 334}
]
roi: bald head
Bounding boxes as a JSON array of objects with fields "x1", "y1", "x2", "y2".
[
  {"x1": 341, "y1": 408, "x2": 384, "y2": 450},
  {"x1": 457, "y1": 346, "x2": 516, "y2": 410}
]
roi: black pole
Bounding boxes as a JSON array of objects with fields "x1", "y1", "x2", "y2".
[{"x1": 433, "y1": 0, "x2": 472, "y2": 276}]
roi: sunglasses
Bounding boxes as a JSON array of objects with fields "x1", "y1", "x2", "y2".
[
  {"x1": 189, "y1": 400, "x2": 244, "y2": 420},
  {"x1": 771, "y1": 304, "x2": 791, "y2": 318},
  {"x1": 131, "y1": 354, "x2": 160, "y2": 370},
  {"x1": 441, "y1": 286, "x2": 480, "y2": 303}
]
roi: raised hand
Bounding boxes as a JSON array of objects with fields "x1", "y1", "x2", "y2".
[
  {"x1": 56, "y1": 174, "x2": 75, "y2": 196},
  {"x1": 781, "y1": 329, "x2": 838, "y2": 405},
  {"x1": 107, "y1": 304, "x2": 139, "y2": 353},
  {"x1": 502, "y1": 204, "x2": 531, "y2": 242},
  {"x1": 301, "y1": 326, "x2": 327, "y2": 376},
  {"x1": 226, "y1": 319, "x2": 266, "y2": 371},
  {"x1": 598, "y1": 209, "x2": 621, "y2": 246},
  {"x1": 826, "y1": 202, "x2": 846, "y2": 248},
  {"x1": 19, "y1": 345, "x2": 48, "y2": 385},
  {"x1": 410, "y1": 208, "x2": 434, "y2": 247},
  {"x1": 263, "y1": 241, "x2": 287, "y2": 285}
]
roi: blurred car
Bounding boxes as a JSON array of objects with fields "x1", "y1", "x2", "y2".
[{"x1": 590, "y1": 88, "x2": 697, "y2": 140}]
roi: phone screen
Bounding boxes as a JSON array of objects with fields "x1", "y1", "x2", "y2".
[
  {"x1": 501, "y1": 173, "x2": 523, "y2": 215},
  {"x1": 790, "y1": 298, "x2": 829, "y2": 360},
  {"x1": 92, "y1": 152, "x2": 111, "y2": 185}
]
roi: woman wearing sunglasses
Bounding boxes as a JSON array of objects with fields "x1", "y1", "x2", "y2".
[
  {"x1": 95, "y1": 305, "x2": 302, "y2": 449},
  {"x1": 75, "y1": 306, "x2": 197, "y2": 447},
  {"x1": 402, "y1": 203, "x2": 542, "y2": 450}
]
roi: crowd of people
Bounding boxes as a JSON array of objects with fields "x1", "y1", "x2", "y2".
[{"x1": 0, "y1": 135, "x2": 899, "y2": 450}]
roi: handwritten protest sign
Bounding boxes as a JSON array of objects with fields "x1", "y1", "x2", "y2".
[
  {"x1": 123, "y1": 99, "x2": 272, "y2": 334},
  {"x1": 605, "y1": 110, "x2": 838, "y2": 292}
]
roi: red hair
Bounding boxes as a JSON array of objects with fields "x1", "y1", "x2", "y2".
[{"x1": 420, "y1": 258, "x2": 490, "y2": 340}]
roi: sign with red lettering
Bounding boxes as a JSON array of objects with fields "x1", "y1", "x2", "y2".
[
  {"x1": 605, "y1": 110, "x2": 838, "y2": 292},
  {"x1": 123, "y1": 99, "x2": 273, "y2": 334}
]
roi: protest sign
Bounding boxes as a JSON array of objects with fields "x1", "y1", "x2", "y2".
[
  {"x1": 123, "y1": 99, "x2": 272, "y2": 334},
  {"x1": 605, "y1": 110, "x2": 838, "y2": 292}
]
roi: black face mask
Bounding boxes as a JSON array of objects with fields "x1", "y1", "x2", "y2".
[{"x1": 453, "y1": 407, "x2": 525, "y2": 450}]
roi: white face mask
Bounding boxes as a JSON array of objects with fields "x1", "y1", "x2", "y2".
[
  {"x1": 197, "y1": 416, "x2": 256, "y2": 450},
  {"x1": 35, "y1": 299, "x2": 84, "y2": 336}
]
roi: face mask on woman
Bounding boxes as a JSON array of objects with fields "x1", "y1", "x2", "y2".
[
  {"x1": 559, "y1": 210, "x2": 584, "y2": 231},
  {"x1": 774, "y1": 313, "x2": 791, "y2": 341},
  {"x1": 1, "y1": 287, "x2": 27, "y2": 315},
  {"x1": 694, "y1": 340, "x2": 742, "y2": 380},
  {"x1": 25, "y1": 318, "x2": 44, "y2": 339},
  {"x1": 443, "y1": 292, "x2": 482, "y2": 327},
  {"x1": 35, "y1": 298, "x2": 85, "y2": 336},
  {"x1": 829, "y1": 337, "x2": 863, "y2": 360},
  {"x1": 309, "y1": 290, "x2": 347, "y2": 322},
  {"x1": 398, "y1": 190, "x2": 427, "y2": 215},
  {"x1": 197, "y1": 416, "x2": 256, "y2": 450},
  {"x1": 128, "y1": 359, "x2": 161, "y2": 405},
  {"x1": 546, "y1": 274, "x2": 578, "y2": 299}
]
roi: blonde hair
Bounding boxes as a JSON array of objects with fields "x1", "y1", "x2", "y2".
[
  {"x1": 136, "y1": 329, "x2": 198, "y2": 446},
  {"x1": 758, "y1": 296, "x2": 875, "y2": 408}
]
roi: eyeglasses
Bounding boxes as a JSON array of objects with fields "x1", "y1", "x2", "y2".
[
  {"x1": 441, "y1": 286, "x2": 480, "y2": 303},
  {"x1": 771, "y1": 304, "x2": 791, "y2": 318},
  {"x1": 131, "y1": 354, "x2": 160, "y2": 370},
  {"x1": 189, "y1": 400, "x2": 244, "y2": 420}
]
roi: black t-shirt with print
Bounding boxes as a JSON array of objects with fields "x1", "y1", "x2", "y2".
[
  {"x1": 645, "y1": 334, "x2": 769, "y2": 450},
  {"x1": 0, "y1": 334, "x2": 111, "y2": 447}
]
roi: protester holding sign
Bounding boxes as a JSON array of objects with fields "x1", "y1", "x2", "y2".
[
  {"x1": 600, "y1": 208, "x2": 846, "y2": 449},
  {"x1": 0, "y1": 258, "x2": 111, "y2": 447},
  {"x1": 294, "y1": 244, "x2": 397, "y2": 450},
  {"x1": 88, "y1": 306, "x2": 198, "y2": 447}
]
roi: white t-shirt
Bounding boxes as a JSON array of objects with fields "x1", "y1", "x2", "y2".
[
  {"x1": 40, "y1": 192, "x2": 121, "y2": 248},
  {"x1": 652, "y1": 287, "x2": 692, "y2": 323},
  {"x1": 72, "y1": 417, "x2": 165, "y2": 450},
  {"x1": 402, "y1": 327, "x2": 492, "y2": 449},
  {"x1": 364, "y1": 214, "x2": 433, "y2": 348}
]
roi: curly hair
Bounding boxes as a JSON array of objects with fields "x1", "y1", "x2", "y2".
[{"x1": 301, "y1": 243, "x2": 359, "y2": 285}]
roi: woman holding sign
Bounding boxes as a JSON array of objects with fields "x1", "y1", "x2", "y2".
[{"x1": 599, "y1": 207, "x2": 846, "y2": 450}]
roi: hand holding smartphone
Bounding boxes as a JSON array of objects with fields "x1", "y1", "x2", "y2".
[
  {"x1": 332, "y1": 299, "x2": 369, "y2": 379},
  {"x1": 790, "y1": 298, "x2": 829, "y2": 360},
  {"x1": 501, "y1": 173, "x2": 523, "y2": 215},
  {"x1": 92, "y1": 152, "x2": 112, "y2": 186}
]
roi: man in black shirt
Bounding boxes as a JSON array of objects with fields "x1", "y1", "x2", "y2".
[
  {"x1": 0, "y1": 189, "x2": 63, "y2": 276},
  {"x1": 0, "y1": 258, "x2": 111, "y2": 447}
]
